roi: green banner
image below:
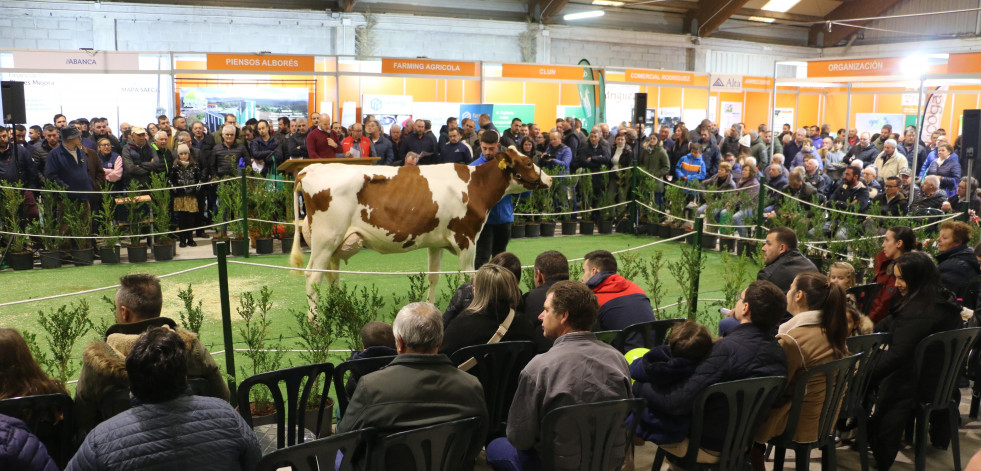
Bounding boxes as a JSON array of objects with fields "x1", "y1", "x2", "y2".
[
  {"x1": 578, "y1": 59, "x2": 599, "y2": 131},
  {"x1": 491, "y1": 104, "x2": 536, "y2": 131}
]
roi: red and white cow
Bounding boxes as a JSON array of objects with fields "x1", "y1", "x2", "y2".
[{"x1": 290, "y1": 146, "x2": 550, "y2": 317}]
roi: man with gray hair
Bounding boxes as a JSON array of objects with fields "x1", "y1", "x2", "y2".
[
  {"x1": 911, "y1": 175, "x2": 946, "y2": 212},
  {"x1": 336, "y1": 302, "x2": 488, "y2": 466},
  {"x1": 873, "y1": 139, "x2": 908, "y2": 180}
]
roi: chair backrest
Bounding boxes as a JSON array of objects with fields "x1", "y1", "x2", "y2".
[
  {"x1": 593, "y1": 330, "x2": 619, "y2": 346},
  {"x1": 0, "y1": 393, "x2": 75, "y2": 468},
  {"x1": 913, "y1": 327, "x2": 981, "y2": 409},
  {"x1": 612, "y1": 318, "x2": 685, "y2": 352},
  {"x1": 237, "y1": 362, "x2": 334, "y2": 449},
  {"x1": 538, "y1": 398, "x2": 644, "y2": 471},
  {"x1": 368, "y1": 416, "x2": 481, "y2": 471},
  {"x1": 255, "y1": 428, "x2": 376, "y2": 471},
  {"x1": 681, "y1": 377, "x2": 786, "y2": 471},
  {"x1": 847, "y1": 283, "x2": 883, "y2": 315},
  {"x1": 842, "y1": 333, "x2": 892, "y2": 416},
  {"x1": 332, "y1": 356, "x2": 397, "y2": 418},
  {"x1": 448, "y1": 341, "x2": 537, "y2": 443},
  {"x1": 778, "y1": 354, "x2": 862, "y2": 445}
]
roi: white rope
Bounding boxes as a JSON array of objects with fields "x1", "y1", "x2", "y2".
[
  {"x1": 764, "y1": 184, "x2": 959, "y2": 220},
  {"x1": 246, "y1": 176, "x2": 294, "y2": 184},
  {"x1": 0, "y1": 219, "x2": 244, "y2": 239},
  {"x1": 211, "y1": 348, "x2": 353, "y2": 355},
  {"x1": 547, "y1": 167, "x2": 632, "y2": 179},
  {"x1": 635, "y1": 200, "x2": 694, "y2": 224},
  {"x1": 0, "y1": 178, "x2": 227, "y2": 195},
  {"x1": 249, "y1": 218, "x2": 292, "y2": 225},
  {"x1": 0, "y1": 262, "x2": 217, "y2": 308},
  {"x1": 635, "y1": 167, "x2": 756, "y2": 194},
  {"x1": 514, "y1": 201, "x2": 630, "y2": 217},
  {"x1": 228, "y1": 260, "x2": 477, "y2": 275}
]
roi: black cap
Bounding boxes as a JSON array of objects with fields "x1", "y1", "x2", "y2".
[{"x1": 60, "y1": 126, "x2": 81, "y2": 141}]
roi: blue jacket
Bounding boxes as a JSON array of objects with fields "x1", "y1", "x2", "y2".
[
  {"x1": 399, "y1": 131, "x2": 439, "y2": 165},
  {"x1": 440, "y1": 141, "x2": 472, "y2": 164},
  {"x1": 633, "y1": 322, "x2": 787, "y2": 451},
  {"x1": 249, "y1": 136, "x2": 282, "y2": 168},
  {"x1": 675, "y1": 153, "x2": 706, "y2": 182},
  {"x1": 0, "y1": 413, "x2": 58, "y2": 471},
  {"x1": 371, "y1": 136, "x2": 395, "y2": 166},
  {"x1": 697, "y1": 139, "x2": 720, "y2": 176},
  {"x1": 630, "y1": 346, "x2": 698, "y2": 444},
  {"x1": 541, "y1": 144, "x2": 572, "y2": 173},
  {"x1": 44, "y1": 144, "x2": 94, "y2": 200},
  {"x1": 928, "y1": 154, "x2": 961, "y2": 197},
  {"x1": 790, "y1": 149, "x2": 823, "y2": 171},
  {"x1": 66, "y1": 393, "x2": 261, "y2": 471},
  {"x1": 919, "y1": 149, "x2": 938, "y2": 180},
  {"x1": 471, "y1": 154, "x2": 515, "y2": 225}
]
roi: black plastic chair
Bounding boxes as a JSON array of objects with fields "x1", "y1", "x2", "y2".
[
  {"x1": 594, "y1": 330, "x2": 620, "y2": 346},
  {"x1": 767, "y1": 354, "x2": 862, "y2": 471},
  {"x1": 255, "y1": 428, "x2": 376, "y2": 471},
  {"x1": 910, "y1": 327, "x2": 980, "y2": 471},
  {"x1": 448, "y1": 341, "x2": 537, "y2": 444},
  {"x1": 652, "y1": 376, "x2": 786, "y2": 471},
  {"x1": 847, "y1": 283, "x2": 883, "y2": 316},
  {"x1": 367, "y1": 416, "x2": 481, "y2": 471},
  {"x1": 0, "y1": 393, "x2": 75, "y2": 468},
  {"x1": 612, "y1": 318, "x2": 686, "y2": 352},
  {"x1": 332, "y1": 356, "x2": 397, "y2": 418},
  {"x1": 841, "y1": 333, "x2": 892, "y2": 471},
  {"x1": 539, "y1": 398, "x2": 644, "y2": 471},
  {"x1": 238, "y1": 362, "x2": 335, "y2": 450}
]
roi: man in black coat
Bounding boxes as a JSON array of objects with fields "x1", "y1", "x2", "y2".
[
  {"x1": 757, "y1": 226, "x2": 818, "y2": 293},
  {"x1": 523, "y1": 250, "x2": 570, "y2": 352}
]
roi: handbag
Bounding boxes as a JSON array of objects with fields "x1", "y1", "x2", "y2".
[{"x1": 457, "y1": 308, "x2": 515, "y2": 372}]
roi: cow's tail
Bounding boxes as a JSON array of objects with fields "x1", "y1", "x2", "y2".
[{"x1": 290, "y1": 179, "x2": 305, "y2": 271}]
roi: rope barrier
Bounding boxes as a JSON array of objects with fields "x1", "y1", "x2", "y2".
[
  {"x1": 635, "y1": 200, "x2": 694, "y2": 224},
  {"x1": 546, "y1": 167, "x2": 632, "y2": 179},
  {"x1": 635, "y1": 167, "x2": 756, "y2": 194},
  {"x1": 0, "y1": 219, "x2": 244, "y2": 240},
  {"x1": 0, "y1": 262, "x2": 217, "y2": 308},
  {"x1": 0, "y1": 178, "x2": 228, "y2": 195},
  {"x1": 513, "y1": 201, "x2": 630, "y2": 217},
  {"x1": 249, "y1": 218, "x2": 292, "y2": 226},
  {"x1": 246, "y1": 176, "x2": 295, "y2": 184},
  {"x1": 763, "y1": 184, "x2": 956, "y2": 220}
]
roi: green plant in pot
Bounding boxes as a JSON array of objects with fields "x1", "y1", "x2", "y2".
[
  {"x1": 238, "y1": 286, "x2": 285, "y2": 417},
  {"x1": 96, "y1": 191, "x2": 122, "y2": 264},
  {"x1": 1, "y1": 183, "x2": 33, "y2": 270},
  {"x1": 537, "y1": 171, "x2": 557, "y2": 236},
  {"x1": 149, "y1": 172, "x2": 174, "y2": 261},
  {"x1": 64, "y1": 197, "x2": 95, "y2": 265},
  {"x1": 664, "y1": 184, "x2": 687, "y2": 229},
  {"x1": 36, "y1": 182, "x2": 67, "y2": 268},
  {"x1": 251, "y1": 181, "x2": 277, "y2": 254},
  {"x1": 577, "y1": 169, "x2": 595, "y2": 235},
  {"x1": 121, "y1": 180, "x2": 149, "y2": 263},
  {"x1": 278, "y1": 181, "x2": 297, "y2": 252},
  {"x1": 596, "y1": 168, "x2": 617, "y2": 233}
]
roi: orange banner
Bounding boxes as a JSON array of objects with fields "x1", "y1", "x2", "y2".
[
  {"x1": 948, "y1": 53, "x2": 981, "y2": 74},
  {"x1": 623, "y1": 69, "x2": 695, "y2": 85},
  {"x1": 807, "y1": 58, "x2": 902, "y2": 78},
  {"x1": 206, "y1": 54, "x2": 315, "y2": 72},
  {"x1": 381, "y1": 58, "x2": 478, "y2": 77},
  {"x1": 502, "y1": 64, "x2": 584, "y2": 80},
  {"x1": 742, "y1": 76, "x2": 773, "y2": 89}
]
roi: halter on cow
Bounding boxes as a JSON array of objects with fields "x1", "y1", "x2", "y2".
[{"x1": 290, "y1": 146, "x2": 551, "y2": 319}]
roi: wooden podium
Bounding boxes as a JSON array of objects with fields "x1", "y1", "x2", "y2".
[{"x1": 277, "y1": 157, "x2": 381, "y2": 179}]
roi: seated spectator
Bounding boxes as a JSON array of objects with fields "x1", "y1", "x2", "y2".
[
  {"x1": 486, "y1": 281, "x2": 632, "y2": 471},
  {"x1": 935, "y1": 221, "x2": 981, "y2": 302},
  {"x1": 757, "y1": 227, "x2": 819, "y2": 293},
  {"x1": 868, "y1": 226, "x2": 916, "y2": 324},
  {"x1": 862, "y1": 166, "x2": 882, "y2": 199},
  {"x1": 942, "y1": 176, "x2": 981, "y2": 215},
  {"x1": 631, "y1": 320, "x2": 713, "y2": 444},
  {"x1": 828, "y1": 165, "x2": 870, "y2": 213},
  {"x1": 336, "y1": 302, "x2": 488, "y2": 469},
  {"x1": 675, "y1": 142, "x2": 706, "y2": 186},
  {"x1": 581, "y1": 250, "x2": 656, "y2": 348},
  {"x1": 523, "y1": 250, "x2": 570, "y2": 352},
  {"x1": 0, "y1": 413, "x2": 59, "y2": 471},
  {"x1": 74, "y1": 274, "x2": 229, "y2": 438},
  {"x1": 0, "y1": 328, "x2": 69, "y2": 400},
  {"x1": 342, "y1": 321, "x2": 397, "y2": 398},
  {"x1": 926, "y1": 144, "x2": 961, "y2": 197},
  {"x1": 802, "y1": 156, "x2": 832, "y2": 196},
  {"x1": 828, "y1": 263, "x2": 874, "y2": 336},
  {"x1": 66, "y1": 327, "x2": 260, "y2": 471},
  {"x1": 910, "y1": 175, "x2": 945, "y2": 213},
  {"x1": 752, "y1": 273, "x2": 849, "y2": 468},
  {"x1": 844, "y1": 132, "x2": 878, "y2": 167},
  {"x1": 638, "y1": 280, "x2": 788, "y2": 460},
  {"x1": 442, "y1": 252, "x2": 522, "y2": 327},
  {"x1": 440, "y1": 263, "x2": 536, "y2": 356},
  {"x1": 872, "y1": 176, "x2": 908, "y2": 217},
  {"x1": 790, "y1": 140, "x2": 823, "y2": 171},
  {"x1": 869, "y1": 252, "x2": 963, "y2": 470}
]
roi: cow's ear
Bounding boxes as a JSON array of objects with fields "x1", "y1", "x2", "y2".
[
  {"x1": 505, "y1": 145, "x2": 524, "y2": 163},
  {"x1": 496, "y1": 150, "x2": 512, "y2": 165}
]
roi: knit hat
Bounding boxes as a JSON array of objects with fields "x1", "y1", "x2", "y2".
[
  {"x1": 738, "y1": 134, "x2": 751, "y2": 148},
  {"x1": 60, "y1": 126, "x2": 81, "y2": 141},
  {"x1": 177, "y1": 144, "x2": 190, "y2": 154}
]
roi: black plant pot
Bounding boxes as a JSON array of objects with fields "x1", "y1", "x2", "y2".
[
  {"x1": 616, "y1": 220, "x2": 635, "y2": 234},
  {"x1": 127, "y1": 245, "x2": 148, "y2": 263},
  {"x1": 658, "y1": 224, "x2": 672, "y2": 238},
  {"x1": 230, "y1": 239, "x2": 248, "y2": 256},
  {"x1": 701, "y1": 234, "x2": 718, "y2": 250},
  {"x1": 256, "y1": 238, "x2": 275, "y2": 254},
  {"x1": 669, "y1": 226, "x2": 685, "y2": 238},
  {"x1": 719, "y1": 237, "x2": 737, "y2": 254},
  {"x1": 598, "y1": 220, "x2": 614, "y2": 234},
  {"x1": 280, "y1": 237, "x2": 294, "y2": 253},
  {"x1": 540, "y1": 222, "x2": 556, "y2": 237},
  {"x1": 579, "y1": 221, "x2": 595, "y2": 235},
  {"x1": 99, "y1": 246, "x2": 121, "y2": 264},
  {"x1": 525, "y1": 223, "x2": 540, "y2": 238},
  {"x1": 511, "y1": 223, "x2": 526, "y2": 239},
  {"x1": 212, "y1": 238, "x2": 230, "y2": 256},
  {"x1": 72, "y1": 247, "x2": 95, "y2": 266},
  {"x1": 39, "y1": 250, "x2": 62, "y2": 269},
  {"x1": 7, "y1": 251, "x2": 33, "y2": 270},
  {"x1": 152, "y1": 242, "x2": 174, "y2": 261},
  {"x1": 737, "y1": 240, "x2": 758, "y2": 257},
  {"x1": 561, "y1": 221, "x2": 578, "y2": 236}
]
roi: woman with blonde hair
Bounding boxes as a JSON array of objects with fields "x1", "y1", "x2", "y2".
[
  {"x1": 828, "y1": 262, "x2": 874, "y2": 335},
  {"x1": 440, "y1": 263, "x2": 535, "y2": 356}
]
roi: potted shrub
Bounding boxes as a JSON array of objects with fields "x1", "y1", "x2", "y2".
[
  {"x1": 664, "y1": 185, "x2": 687, "y2": 239},
  {"x1": 96, "y1": 192, "x2": 122, "y2": 264},
  {"x1": 122, "y1": 181, "x2": 149, "y2": 263},
  {"x1": 149, "y1": 173, "x2": 174, "y2": 261},
  {"x1": 64, "y1": 198, "x2": 95, "y2": 266},
  {"x1": 522, "y1": 192, "x2": 540, "y2": 238},
  {"x1": 596, "y1": 169, "x2": 615, "y2": 234},
  {"x1": 577, "y1": 170, "x2": 595, "y2": 235},
  {"x1": 238, "y1": 286, "x2": 286, "y2": 423},
  {"x1": 1, "y1": 183, "x2": 33, "y2": 270},
  {"x1": 279, "y1": 182, "x2": 296, "y2": 253},
  {"x1": 213, "y1": 178, "x2": 233, "y2": 255},
  {"x1": 538, "y1": 174, "x2": 557, "y2": 237},
  {"x1": 36, "y1": 184, "x2": 66, "y2": 269},
  {"x1": 251, "y1": 181, "x2": 276, "y2": 255}
]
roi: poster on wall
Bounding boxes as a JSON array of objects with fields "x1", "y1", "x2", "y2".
[
  {"x1": 459, "y1": 104, "x2": 493, "y2": 124},
  {"x1": 772, "y1": 108, "x2": 795, "y2": 130},
  {"x1": 412, "y1": 102, "x2": 462, "y2": 129},
  {"x1": 180, "y1": 87, "x2": 307, "y2": 132},
  {"x1": 855, "y1": 113, "x2": 906, "y2": 135},
  {"x1": 719, "y1": 102, "x2": 742, "y2": 131},
  {"x1": 658, "y1": 107, "x2": 681, "y2": 129},
  {"x1": 683, "y1": 109, "x2": 706, "y2": 126},
  {"x1": 492, "y1": 105, "x2": 535, "y2": 131},
  {"x1": 604, "y1": 84, "x2": 640, "y2": 126},
  {"x1": 557, "y1": 106, "x2": 587, "y2": 125},
  {"x1": 645, "y1": 109, "x2": 657, "y2": 130}
]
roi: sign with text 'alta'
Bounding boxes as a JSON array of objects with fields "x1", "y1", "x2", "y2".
[
  {"x1": 381, "y1": 59, "x2": 478, "y2": 77},
  {"x1": 710, "y1": 74, "x2": 743, "y2": 92}
]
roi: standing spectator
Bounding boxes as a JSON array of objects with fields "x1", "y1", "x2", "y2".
[
  {"x1": 45, "y1": 125, "x2": 104, "y2": 199},
  {"x1": 170, "y1": 144, "x2": 201, "y2": 248},
  {"x1": 67, "y1": 327, "x2": 260, "y2": 471},
  {"x1": 341, "y1": 123, "x2": 374, "y2": 160},
  {"x1": 436, "y1": 117, "x2": 457, "y2": 155},
  {"x1": 285, "y1": 117, "x2": 309, "y2": 160},
  {"x1": 306, "y1": 114, "x2": 342, "y2": 159},
  {"x1": 478, "y1": 113, "x2": 499, "y2": 134},
  {"x1": 0, "y1": 126, "x2": 38, "y2": 189},
  {"x1": 935, "y1": 221, "x2": 981, "y2": 302},
  {"x1": 674, "y1": 142, "x2": 706, "y2": 185},
  {"x1": 441, "y1": 127, "x2": 472, "y2": 164},
  {"x1": 868, "y1": 226, "x2": 915, "y2": 324},
  {"x1": 581, "y1": 250, "x2": 656, "y2": 348},
  {"x1": 927, "y1": 144, "x2": 961, "y2": 197},
  {"x1": 34, "y1": 125, "x2": 61, "y2": 178},
  {"x1": 121, "y1": 127, "x2": 162, "y2": 188},
  {"x1": 696, "y1": 128, "x2": 721, "y2": 177},
  {"x1": 249, "y1": 120, "x2": 281, "y2": 177},
  {"x1": 845, "y1": 132, "x2": 879, "y2": 167},
  {"x1": 151, "y1": 130, "x2": 174, "y2": 175},
  {"x1": 782, "y1": 128, "x2": 807, "y2": 169},
  {"x1": 668, "y1": 125, "x2": 690, "y2": 171},
  {"x1": 541, "y1": 131, "x2": 572, "y2": 174},
  {"x1": 486, "y1": 281, "x2": 632, "y2": 471},
  {"x1": 873, "y1": 139, "x2": 909, "y2": 181},
  {"x1": 459, "y1": 119, "x2": 477, "y2": 154},
  {"x1": 919, "y1": 135, "x2": 949, "y2": 180},
  {"x1": 639, "y1": 134, "x2": 670, "y2": 206},
  {"x1": 90, "y1": 118, "x2": 121, "y2": 155},
  {"x1": 96, "y1": 138, "x2": 123, "y2": 193},
  {"x1": 500, "y1": 118, "x2": 522, "y2": 149},
  {"x1": 561, "y1": 119, "x2": 580, "y2": 158},
  {"x1": 871, "y1": 124, "x2": 892, "y2": 152},
  {"x1": 719, "y1": 125, "x2": 741, "y2": 157},
  {"x1": 367, "y1": 120, "x2": 395, "y2": 165},
  {"x1": 399, "y1": 119, "x2": 439, "y2": 165},
  {"x1": 518, "y1": 136, "x2": 540, "y2": 165},
  {"x1": 27, "y1": 125, "x2": 43, "y2": 147},
  {"x1": 212, "y1": 124, "x2": 249, "y2": 179}
]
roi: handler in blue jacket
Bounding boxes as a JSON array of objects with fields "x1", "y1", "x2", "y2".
[{"x1": 470, "y1": 130, "x2": 526, "y2": 268}]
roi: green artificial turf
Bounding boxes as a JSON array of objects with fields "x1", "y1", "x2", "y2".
[{"x1": 0, "y1": 233, "x2": 761, "y2": 389}]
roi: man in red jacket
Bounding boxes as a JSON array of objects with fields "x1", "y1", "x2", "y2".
[
  {"x1": 581, "y1": 249, "x2": 656, "y2": 349},
  {"x1": 341, "y1": 123, "x2": 375, "y2": 159},
  {"x1": 306, "y1": 114, "x2": 342, "y2": 159}
]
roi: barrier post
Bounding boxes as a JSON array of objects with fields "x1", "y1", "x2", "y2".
[
  {"x1": 240, "y1": 171, "x2": 249, "y2": 258},
  {"x1": 631, "y1": 163, "x2": 639, "y2": 232},
  {"x1": 690, "y1": 216, "x2": 704, "y2": 318},
  {"x1": 754, "y1": 184, "x2": 766, "y2": 238},
  {"x1": 217, "y1": 241, "x2": 238, "y2": 406}
]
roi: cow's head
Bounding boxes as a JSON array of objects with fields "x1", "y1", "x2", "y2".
[{"x1": 498, "y1": 146, "x2": 551, "y2": 193}]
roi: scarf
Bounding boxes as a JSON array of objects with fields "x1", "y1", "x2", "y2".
[{"x1": 778, "y1": 309, "x2": 823, "y2": 335}]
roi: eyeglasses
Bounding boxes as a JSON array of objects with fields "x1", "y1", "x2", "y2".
[{"x1": 885, "y1": 184, "x2": 899, "y2": 188}]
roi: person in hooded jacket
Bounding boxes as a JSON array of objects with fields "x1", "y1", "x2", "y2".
[
  {"x1": 170, "y1": 145, "x2": 201, "y2": 248},
  {"x1": 248, "y1": 120, "x2": 281, "y2": 178},
  {"x1": 581, "y1": 250, "x2": 655, "y2": 350},
  {"x1": 0, "y1": 413, "x2": 59, "y2": 471},
  {"x1": 935, "y1": 221, "x2": 981, "y2": 302}
]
